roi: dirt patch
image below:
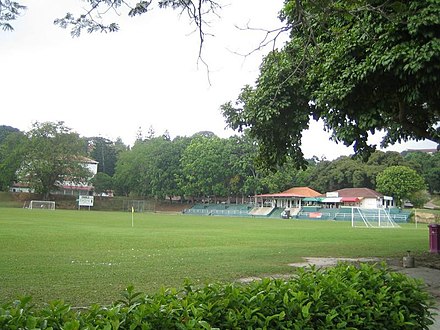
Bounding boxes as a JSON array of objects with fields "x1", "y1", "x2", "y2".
[{"x1": 288, "y1": 257, "x2": 380, "y2": 268}]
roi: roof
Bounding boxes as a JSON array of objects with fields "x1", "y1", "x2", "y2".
[
  {"x1": 332, "y1": 188, "x2": 383, "y2": 199},
  {"x1": 257, "y1": 187, "x2": 321, "y2": 198},
  {"x1": 406, "y1": 148, "x2": 438, "y2": 153},
  {"x1": 77, "y1": 156, "x2": 99, "y2": 164},
  {"x1": 281, "y1": 187, "x2": 322, "y2": 197}
]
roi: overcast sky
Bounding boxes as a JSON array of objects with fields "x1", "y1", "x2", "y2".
[{"x1": 1, "y1": 0, "x2": 437, "y2": 160}]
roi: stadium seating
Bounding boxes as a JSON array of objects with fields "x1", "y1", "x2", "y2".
[{"x1": 183, "y1": 204, "x2": 411, "y2": 222}]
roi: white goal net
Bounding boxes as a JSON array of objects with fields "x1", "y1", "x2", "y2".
[
  {"x1": 351, "y1": 207, "x2": 399, "y2": 228},
  {"x1": 29, "y1": 200, "x2": 56, "y2": 210}
]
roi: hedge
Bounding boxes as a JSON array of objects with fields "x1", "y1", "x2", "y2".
[{"x1": 0, "y1": 263, "x2": 435, "y2": 329}]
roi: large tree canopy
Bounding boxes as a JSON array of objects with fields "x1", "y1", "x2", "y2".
[
  {"x1": 222, "y1": 0, "x2": 440, "y2": 168},
  {"x1": 376, "y1": 165, "x2": 427, "y2": 207},
  {"x1": 18, "y1": 121, "x2": 92, "y2": 199},
  {"x1": 0, "y1": 126, "x2": 26, "y2": 190}
]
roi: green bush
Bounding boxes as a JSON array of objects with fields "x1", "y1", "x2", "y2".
[{"x1": 0, "y1": 263, "x2": 435, "y2": 329}]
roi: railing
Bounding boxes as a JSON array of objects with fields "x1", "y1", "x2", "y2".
[
  {"x1": 184, "y1": 205, "x2": 411, "y2": 222},
  {"x1": 183, "y1": 208, "x2": 252, "y2": 216}
]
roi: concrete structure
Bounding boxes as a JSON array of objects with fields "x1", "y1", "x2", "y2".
[
  {"x1": 323, "y1": 188, "x2": 395, "y2": 209},
  {"x1": 255, "y1": 187, "x2": 322, "y2": 209}
]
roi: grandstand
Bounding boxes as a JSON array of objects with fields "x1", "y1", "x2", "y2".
[
  {"x1": 183, "y1": 204, "x2": 411, "y2": 223},
  {"x1": 183, "y1": 204, "x2": 255, "y2": 217},
  {"x1": 183, "y1": 184, "x2": 411, "y2": 223},
  {"x1": 293, "y1": 206, "x2": 410, "y2": 223}
]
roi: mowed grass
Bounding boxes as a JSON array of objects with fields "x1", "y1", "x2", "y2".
[{"x1": 0, "y1": 208, "x2": 429, "y2": 306}]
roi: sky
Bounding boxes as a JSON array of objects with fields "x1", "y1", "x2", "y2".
[{"x1": 1, "y1": 0, "x2": 438, "y2": 160}]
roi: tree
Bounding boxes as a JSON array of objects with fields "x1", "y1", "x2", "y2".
[
  {"x1": 179, "y1": 134, "x2": 232, "y2": 200},
  {"x1": 113, "y1": 135, "x2": 189, "y2": 198},
  {"x1": 301, "y1": 150, "x2": 410, "y2": 193},
  {"x1": 222, "y1": 0, "x2": 440, "y2": 168},
  {"x1": 142, "y1": 136, "x2": 188, "y2": 200},
  {"x1": 87, "y1": 136, "x2": 127, "y2": 176},
  {"x1": 303, "y1": 157, "x2": 360, "y2": 193},
  {"x1": 0, "y1": 127, "x2": 26, "y2": 191},
  {"x1": 221, "y1": 48, "x2": 311, "y2": 169},
  {"x1": 409, "y1": 190, "x2": 431, "y2": 208},
  {"x1": 112, "y1": 148, "x2": 137, "y2": 196},
  {"x1": 0, "y1": 125, "x2": 20, "y2": 143},
  {"x1": 404, "y1": 151, "x2": 440, "y2": 193},
  {"x1": 91, "y1": 172, "x2": 113, "y2": 195},
  {"x1": 364, "y1": 151, "x2": 407, "y2": 188},
  {"x1": 0, "y1": 1, "x2": 26, "y2": 31},
  {"x1": 225, "y1": 134, "x2": 263, "y2": 202},
  {"x1": 17, "y1": 121, "x2": 92, "y2": 199},
  {"x1": 376, "y1": 165, "x2": 427, "y2": 207}
]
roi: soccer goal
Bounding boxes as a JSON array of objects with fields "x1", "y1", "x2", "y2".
[
  {"x1": 351, "y1": 207, "x2": 399, "y2": 228},
  {"x1": 29, "y1": 200, "x2": 56, "y2": 210}
]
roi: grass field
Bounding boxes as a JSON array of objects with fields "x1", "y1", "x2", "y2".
[{"x1": 0, "y1": 208, "x2": 431, "y2": 306}]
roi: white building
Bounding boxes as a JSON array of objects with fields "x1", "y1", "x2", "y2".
[
  {"x1": 10, "y1": 157, "x2": 99, "y2": 196},
  {"x1": 58, "y1": 157, "x2": 98, "y2": 196},
  {"x1": 323, "y1": 188, "x2": 394, "y2": 209}
]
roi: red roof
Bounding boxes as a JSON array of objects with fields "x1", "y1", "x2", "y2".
[
  {"x1": 60, "y1": 185, "x2": 93, "y2": 191},
  {"x1": 257, "y1": 187, "x2": 321, "y2": 198},
  {"x1": 333, "y1": 188, "x2": 383, "y2": 198}
]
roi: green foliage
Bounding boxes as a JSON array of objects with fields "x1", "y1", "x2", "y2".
[
  {"x1": 303, "y1": 151, "x2": 409, "y2": 193},
  {"x1": 223, "y1": 0, "x2": 440, "y2": 168},
  {"x1": 114, "y1": 136, "x2": 189, "y2": 198},
  {"x1": 0, "y1": 264, "x2": 434, "y2": 329},
  {"x1": 91, "y1": 172, "x2": 114, "y2": 194},
  {"x1": 376, "y1": 165, "x2": 427, "y2": 206},
  {"x1": 221, "y1": 47, "x2": 311, "y2": 169},
  {"x1": 0, "y1": 128, "x2": 26, "y2": 191},
  {"x1": 404, "y1": 151, "x2": 440, "y2": 193},
  {"x1": 87, "y1": 136, "x2": 128, "y2": 177},
  {"x1": 179, "y1": 135, "x2": 233, "y2": 198},
  {"x1": 17, "y1": 121, "x2": 91, "y2": 199},
  {"x1": 410, "y1": 190, "x2": 431, "y2": 208}
]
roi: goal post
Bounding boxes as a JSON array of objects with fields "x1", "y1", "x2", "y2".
[
  {"x1": 29, "y1": 200, "x2": 56, "y2": 210},
  {"x1": 351, "y1": 207, "x2": 399, "y2": 228}
]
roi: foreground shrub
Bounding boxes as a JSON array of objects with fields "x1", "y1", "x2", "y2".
[{"x1": 0, "y1": 263, "x2": 435, "y2": 329}]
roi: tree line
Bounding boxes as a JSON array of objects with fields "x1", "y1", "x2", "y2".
[{"x1": 0, "y1": 122, "x2": 439, "y2": 206}]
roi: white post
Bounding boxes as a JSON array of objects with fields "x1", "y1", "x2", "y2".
[
  {"x1": 131, "y1": 206, "x2": 134, "y2": 228},
  {"x1": 351, "y1": 207, "x2": 354, "y2": 227}
]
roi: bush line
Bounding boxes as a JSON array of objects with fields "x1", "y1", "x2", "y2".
[{"x1": 0, "y1": 263, "x2": 435, "y2": 329}]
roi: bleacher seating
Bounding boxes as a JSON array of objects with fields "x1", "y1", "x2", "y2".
[
  {"x1": 249, "y1": 207, "x2": 275, "y2": 216},
  {"x1": 183, "y1": 204, "x2": 255, "y2": 217},
  {"x1": 183, "y1": 204, "x2": 411, "y2": 223}
]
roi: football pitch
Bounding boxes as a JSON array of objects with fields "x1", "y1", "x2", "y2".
[{"x1": 0, "y1": 208, "x2": 429, "y2": 306}]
